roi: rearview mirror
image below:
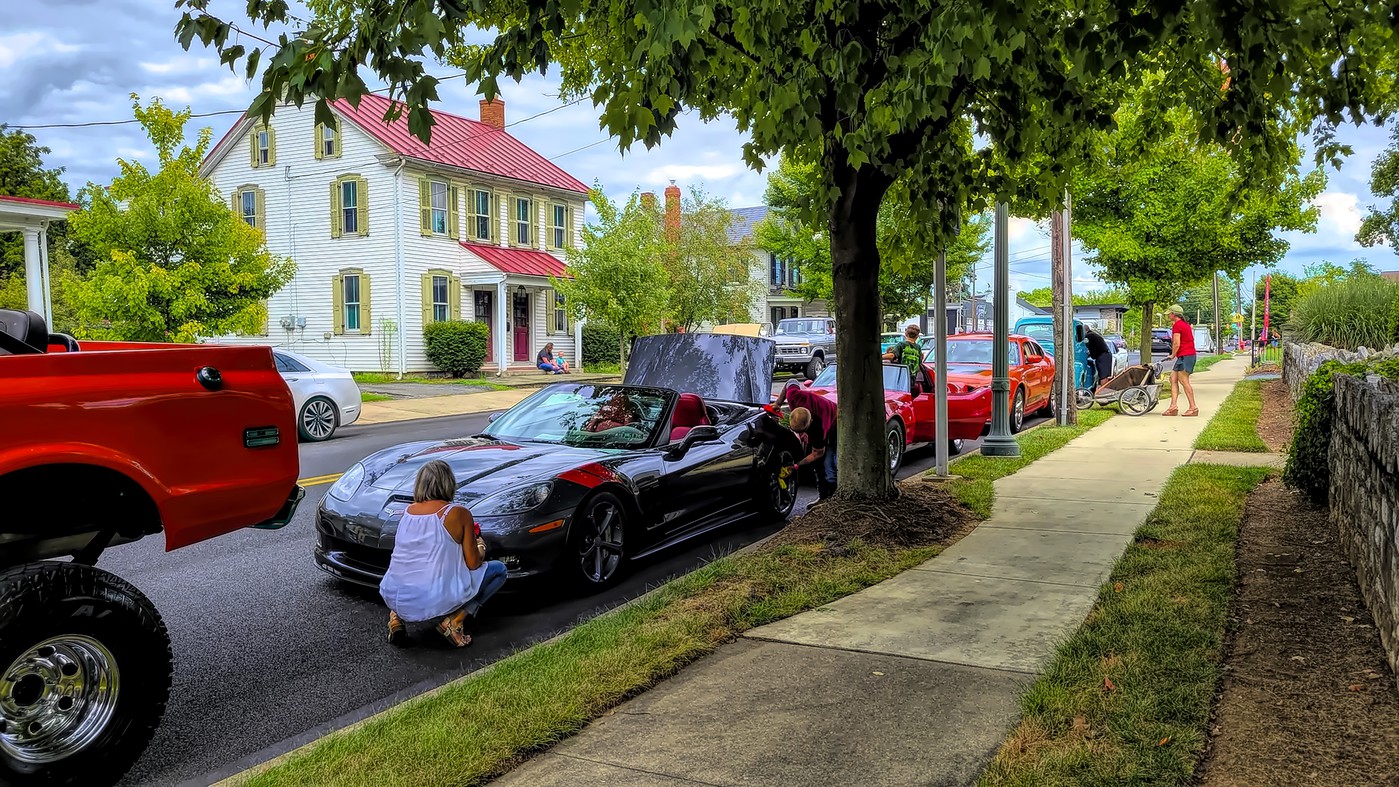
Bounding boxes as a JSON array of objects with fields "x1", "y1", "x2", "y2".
[
  {"x1": 802, "y1": 379, "x2": 813, "y2": 387},
  {"x1": 1025, "y1": 354, "x2": 1044, "y2": 365},
  {"x1": 487, "y1": 411, "x2": 502, "y2": 422}
]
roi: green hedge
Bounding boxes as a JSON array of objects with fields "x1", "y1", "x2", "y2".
[
  {"x1": 424, "y1": 320, "x2": 489, "y2": 377},
  {"x1": 581, "y1": 322, "x2": 624, "y2": 366},
  {"x1": 1284, "y1": 355, "x2": 1399, "y2": 504}
]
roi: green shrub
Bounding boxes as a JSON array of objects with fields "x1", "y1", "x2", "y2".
[
  {"x1": 1290, "y1": 276, "x2": 1399, "y2": 350},
  {"x1": 423, "y1": 320, "x2": 489, "y2": 377},
  {"x1": 581, "y1": 321, "x2": 624, "y2": 366}
]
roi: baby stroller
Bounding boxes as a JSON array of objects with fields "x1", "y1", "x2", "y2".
[{"x1": 1075, "y1": 362, "x2": 1163, "y2": 416}]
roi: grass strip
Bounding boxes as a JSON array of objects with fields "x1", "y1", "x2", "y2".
[
  {"x1": 234, "y1": 540, "x2": 940, "y2": 787},
  {"x1": 353, "y1": 372, "x2": 508, "y2": 389},
  {"x1": 978, "y1": 463, "x2": 1270, "y2": 787},
  {"x1": 1193, "y1": 380, "x2": 1267, "y2": 453},
  {"x1": 944, "y1": 409, "x2": 1114, "y2": 518},
  {"x1": 360, "y1": 392, "x2": 394, "y2": 403}
]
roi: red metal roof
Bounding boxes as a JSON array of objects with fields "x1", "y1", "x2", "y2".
[
  {"x1": 333, "y1": 94, "x2": 588, "y2": 194},
  {"x1": 462, "y1": 243, "x2": 571, "y2": 278},
  {"x1": 0, "y1": 195, "x2": 79, "y2": 210}
]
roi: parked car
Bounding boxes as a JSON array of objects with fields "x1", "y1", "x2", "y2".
[
  {"x1": 1013, "y1": 316, "x2": 1093, "y2": 389},
  {"x1": 1151, "y1": 328, "x2": 1173, "y2": 354},
  {"x1": 1105, "y1": 334, "x2": 1127, "y2": 352},
  {"x1": 924, "y1": 333, "x2": 1057, "y2": 432},
  {"x1": 1192, "y1": 326, "x2": 1216, "y2": 354},
  {"x1": 315, "y1": 333, "x2": 805, "y2": 592},
  {"x1": 773, "y1": 317, "x2": 837, "y2": 379},
  {"x1": 804, "y1": 361, "x2": 990, "y2": 474},
  {"x1": 273, "y1": 349, "x2": 362, "y2": 441},
  {"x1": 880, "y1": 332, "x2": 904, "y2": 354},
  {"x1": 0, "y1": 308, "x2": 302, "y2": 786}
]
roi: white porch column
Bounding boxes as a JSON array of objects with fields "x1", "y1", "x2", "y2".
[
  {"x1": 22, "y1": 227, "x2": 48, "y2": 324},
  {"x1": 576, "y1": 315, "x2": 586, "y2": 373},
  {"x1": 496, "y1": 280, "x2": 508, "y2": 377}
]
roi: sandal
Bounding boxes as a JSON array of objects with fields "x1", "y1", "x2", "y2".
[
  {"x1": 387, "y1": 611, "x2": 407, "y2": 645},
  {"x1": 1161, "y1": 407, "x2": 1179, "y2": 416},
  {"x1": 436, "y1": 613, "x2": 472, "y2": 648},
  {"x1": 1183, "y1": 408, "x2": 1199, "y2": 417}
]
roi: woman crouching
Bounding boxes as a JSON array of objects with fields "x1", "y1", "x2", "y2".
[{"x1": 381, "y1": 459, "x2": 507, "y2": 647}]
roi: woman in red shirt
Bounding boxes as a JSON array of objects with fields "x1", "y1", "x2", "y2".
[{"x1": 1163, "y1": 304, "x2": 1198, "y2": 417}]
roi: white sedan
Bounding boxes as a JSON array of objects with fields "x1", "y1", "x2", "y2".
[{"x1": 272, "y1": 349, "x2": 362, "y2": 441}]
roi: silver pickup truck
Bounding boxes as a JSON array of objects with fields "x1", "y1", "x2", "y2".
[{"x1": 773, "y1": 316, "x2": 837, "y2": 379}]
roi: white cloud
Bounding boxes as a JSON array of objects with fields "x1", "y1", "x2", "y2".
[{"x1": 1310, "y1": 191, "x2": 1364, "y2": 240}]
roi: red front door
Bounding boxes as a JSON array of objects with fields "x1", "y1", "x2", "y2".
[
  {"x1": 474, "y1": 291, "x2": 493, "y2": 362},
  {"x1": 513, "y1": 292, "x2": 530, "y2": 362}
]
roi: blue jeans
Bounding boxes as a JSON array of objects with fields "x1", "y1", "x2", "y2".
[
  {"x1": 818, "y1": 428, "x2": 838, "y2": 497},
  {"x1": 463, "y1": 560, "x2": 507, "y2": 616}
]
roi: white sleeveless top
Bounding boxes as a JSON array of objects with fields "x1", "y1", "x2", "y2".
[{"x1": 379, "y1": 504, "x2": 485, "y2": 622}]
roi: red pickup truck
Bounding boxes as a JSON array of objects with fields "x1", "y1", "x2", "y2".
[{"x1": 0, "y1": 308, "x2": 301, "y2": 786}]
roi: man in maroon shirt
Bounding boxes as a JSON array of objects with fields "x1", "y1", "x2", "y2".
[
  {"x1": 1163, "y1": 304, "x2": 1199, "y2": 416},
  {"x1": 775, "y1": 382, "x2": 839, "y2": 500}
]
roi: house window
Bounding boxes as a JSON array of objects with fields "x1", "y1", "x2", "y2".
[
  {"x1": 430, "y1": 180, "x2": 449, "y2": 234},
  {"x1": 256, "y1": 129, "x2": 271, "y2": 165},
  {"x1": 321, "y1": 123, "x2": 337, "y2": 157},
  {"x1": 551, "y1": 204, "x2": 568, "y2": 249},
  {"x1": 770, "y1": 254, "x2": 788, "y2": 287},
  {"x1": 554, "y1": 292, "x2": 567, "y2": 333},
  {"x1": 432, "y1": 275, "x2": 449, "y2": 323},
  {"x1": 469, "y1": 189, "x2": 493, "y2": 242},
  {"x1": 515, "y1": 197, "x2": 532, "y2": 245},
  {"x1": 343, "y1": 274, "x2": 361, "y2": 332},
  {"x1": 240, "y1": 190, "x2": 257, "y2": 228},
  {"x1": 341, "y1": 180, "x2": 359, "y2": 234}
]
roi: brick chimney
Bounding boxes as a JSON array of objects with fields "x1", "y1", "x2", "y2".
[
  {"x1": 640, "y1": 192, "x2": 657, "y2": 212},
  {"x1": 664, "y1": 180, "x2": 681, "y2": 241},
  {"x1": 479, "y1": 97, "x2": 505, "y2": 130}
]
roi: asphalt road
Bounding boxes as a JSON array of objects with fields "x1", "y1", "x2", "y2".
[{"x1": 111, "y1": 389, "x2": 1052, "y2": 786}]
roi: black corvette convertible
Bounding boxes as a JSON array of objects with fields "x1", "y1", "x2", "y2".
[{"x1": 314, "y1": 333, "x2": 805, "y2": 591}]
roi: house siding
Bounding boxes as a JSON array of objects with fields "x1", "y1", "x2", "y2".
[{"x1": 204, "y1": 102, "x2": 586, "y2": 373}]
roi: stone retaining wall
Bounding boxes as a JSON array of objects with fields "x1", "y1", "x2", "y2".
[
  {"x1": 1329, "y1": 372, "x2": 1399, "y2": 691},
  {"x1": 1282, "y1": 340, "x2": 1399, "y2": 399}
]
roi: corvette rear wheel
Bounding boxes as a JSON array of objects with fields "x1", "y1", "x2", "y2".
[
  {"x1": 568, "y1": 492, "x2": 627, "y2": 592},
  {"x1": 759, "y1": 448, "x2": 799, "y2": 520}
]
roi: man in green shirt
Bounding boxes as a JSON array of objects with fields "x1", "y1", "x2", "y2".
[{"x1": 882, "y1": 324, "x2": 924, "y2": 390}]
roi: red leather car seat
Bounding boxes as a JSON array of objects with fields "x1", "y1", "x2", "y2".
[{"x1": 669, "y1": 393, "x2": 711, "y2": 442}]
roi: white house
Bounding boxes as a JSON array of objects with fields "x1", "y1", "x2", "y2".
[
  {"x1": 727, "y1": 206, "x2": 830, "y2": 328},
  {"x1": 201, "y1": 94, "x2": 590, "y2": 374}
]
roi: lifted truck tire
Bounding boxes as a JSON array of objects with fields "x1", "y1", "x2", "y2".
[
  {"x1": 803, "y1": 355, "x2": 825, "y2": 380},
  {"x1": 0, "y1": 562, "x2": 172, "y2": 787}
]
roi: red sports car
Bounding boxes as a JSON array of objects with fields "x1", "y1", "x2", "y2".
[
  {"x1": 925, "y1": 333, "x2": 1057, "y2": 433},
  {"x1": 801, "y1": 362, "x2": 991, "y2": 474}
]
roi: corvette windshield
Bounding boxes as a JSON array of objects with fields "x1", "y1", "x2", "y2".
[
  {"x1": 810, "y1": 364, "x2": 908, "y2": 391},
  {"x1": 483, "y1": 385, "x2": 670, "y2": 448}
]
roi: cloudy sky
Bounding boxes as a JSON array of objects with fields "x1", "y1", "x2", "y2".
[{"x1": 4, "y1": 0, "x2": 1397, "y2": 297}]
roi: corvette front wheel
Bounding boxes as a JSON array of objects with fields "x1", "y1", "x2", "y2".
[{"x1": 567, "y1": 492, "x2": 628, "y2": 593}]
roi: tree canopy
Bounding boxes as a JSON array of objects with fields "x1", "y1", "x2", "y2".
[
  {"x1": 657, "y1": 187, "x2": 762, "y2": 331},
  {"x1": 0, "y1": 128, "x2": 74, "y2": 282},
  {"x1": 69, "y1": 96, "x2": 294, "y2": 342},
  {"x1": 757, "y1": 155, "x2": 989, "y2": 328},
  {"x1": 1358, "y1": 126, "x2": 1399, "y2": 254},
  {"x1": 177, "y1": 0, "x2": 1398, "y2": 499}
]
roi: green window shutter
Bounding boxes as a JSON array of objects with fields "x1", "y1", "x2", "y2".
[
  {"x1": 566, "y1": 205, "x2": 575, "y2": 248},
  {"x1": 421, "y1": 272, "x2": 434, "y2": 326},
  {"x1": 359, "y1": 272, "x2": 372, "y2": 335},
  {"x1": 332, "y1": 274, "x2": 345, "y2": 334},
  {"x1": 448, "y1": 185, "x2": 460, "y2": 239},
  {"x1": 331, "y1": 120, "x2": 340, "y2": 157},
  {"x1": 490, "y1": 191, "x2": 501, "y2": 243},
  {"x1": 329, "y1": 181, "x2": 342, "y2": 238},
  {"x1": 266, "y1": 127, "x2": 277, "y2": 167},
  {"x1": 314, "y1": 123, "x2": 324, "y2": 160},
  {"x1": 231, "y1": 190, "x2": 239, "y2": 211},
  {"x1": 254, "y1": 189, "x2": 266, "y2": 239},
  {"x1": 249, "y1": 129, "x2": 259, "y2": 168},
  {"x1": 419, "y1": 178, "x2": 433, "y2": 236},
  {"x1": 356, "y1": 177, "x2": 369, "y2": 236},
  {"x1": 450, "y1": 275, "x2": 462, "y2": 320}
]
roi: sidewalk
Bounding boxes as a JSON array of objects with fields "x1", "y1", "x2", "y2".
[
  {"x1": 357, "y1": 389, "x2": 532, "y2": 425},
  {"x1": 492, "y1": 355, "x2": 1253, "y2": 787}
]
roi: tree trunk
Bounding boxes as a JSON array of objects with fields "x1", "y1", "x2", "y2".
[
  {"x1": 1139, "y1": 299, "x2": 1155, "y2": 361},
  {"x1": 828, "y1": 162, "x2": 895, "y2": 501},
  {"x1": 619, "y1": 336, "x2": 628, "y2": 373}
]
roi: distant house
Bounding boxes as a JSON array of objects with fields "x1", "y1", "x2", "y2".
[
  {"x1": 1382, "y1": 270, "x2": 1399, "y2": 282},
  {"x1": 727, "y1": 205, "x2": 830, "y2": 328},
  {"x1": 201, "y1": 94, "x2": 589, "y2": 374}
]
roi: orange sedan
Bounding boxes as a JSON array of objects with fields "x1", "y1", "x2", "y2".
[{"x1": 923, "y1": 333, "x2": 1057, "y2": 432}]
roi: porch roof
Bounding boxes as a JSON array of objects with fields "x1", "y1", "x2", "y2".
[
  {"x1": 461, "y1": 242, "x2": 571, "y2": 279},
  {"x1": 0, "y1": 195, "x2": 79, "y2": 231}
]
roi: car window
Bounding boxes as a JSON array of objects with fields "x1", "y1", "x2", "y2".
[
  {"x1": 812, "y1": 365, "x2": 837, "y2": 386},
  {"x1": 1020, "y1": 323, "x2": 1054, "y2": 345},
  {"x1": 945, "y1": 339, "x2": 1020, "y2": 365},
  {"x1": 273, "y1": 352, "x2": 311, "y2": 373},
  {"x1": 775, "y1": 319, "x2": 823, "y2": 335},
  {"x1": 883, "y1": 365, "x2": 909, "y2": 392},
  {"x1": 485, "y1": 385, "x2": 670, "y2": 449}
]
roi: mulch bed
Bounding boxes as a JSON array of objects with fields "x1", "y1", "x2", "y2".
[
  {"x1": 1197, "y1": 479, "x2": 1399, "y2": 786},
  {"x1": 762, "y1": 480, "x2": 973, "y2": 551},
  {"x1": 1257, "y1": 377, "x2": 1295, "y2": 452}
]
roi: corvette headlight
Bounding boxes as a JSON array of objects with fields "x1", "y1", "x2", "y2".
[
  {"x1": 472, "y1": 481, "x2": 553, "y2": 516},
  {"x1": 328, "y1": 463, "x2": 365, "y2": 502}
]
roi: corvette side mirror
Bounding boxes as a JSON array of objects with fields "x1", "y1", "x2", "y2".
[
  {"x1": 666, "y1": 425, "x2": 720, "y2": 460},
  {"x1": 488, "y1": 411, "x2": 502, "y2": 422},
  {"x1": 1025, "y1": 354, "x2": 1044, "y2": 365}
]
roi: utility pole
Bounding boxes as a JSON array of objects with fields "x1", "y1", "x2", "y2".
[
  {"x1": 968, "y1": 265, "x2": 977, "y2": 332},
  {"x1": 1050, "y1": 197, "x2": 1076, "y2": 425},
  {"x1": 933, "y1": 249, "x2": 949, "y2": 476},
  {"x1": 983, "y1": 203, "x2": 1021, "y2": 457},
  {"x1": 1235, "y1": 277, "x2": 1243, "y2": 351},
  {"x1": 1212, "y1": 273, "x2": 1222, "y2": 354}
]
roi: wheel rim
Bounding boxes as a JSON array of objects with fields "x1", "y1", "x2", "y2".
[
  {"x1": 949, "y1": 439, "x2": 963, "y2": 456},
  {"x1": 811, "y1": 358, "x2": 824, "y2": 375},
  {"x1": 0, "y1": 635, "x2": 120, "y2": 765},
  {"x1": 769, "y1": 450, "x2": 798, "y2": 515},
  {"x1": 579, "y1": 500, "x2": 624, "y2": 584},
  {"x1": 1013, "y1": 392, "x2": 1024, "y2": 430},
  {"x1": 302, "y1": 399, "x2": 336, "y2": 439},
  {"x1": 1075, "y1": 388, "x2": 1095, "y2": 410},
  {"x1": 887, "y1": 426, "x2": 903, "y2": 473},
  {"x1": 1120, "y1": 387, "x2": 1150, "y2": 415}
]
